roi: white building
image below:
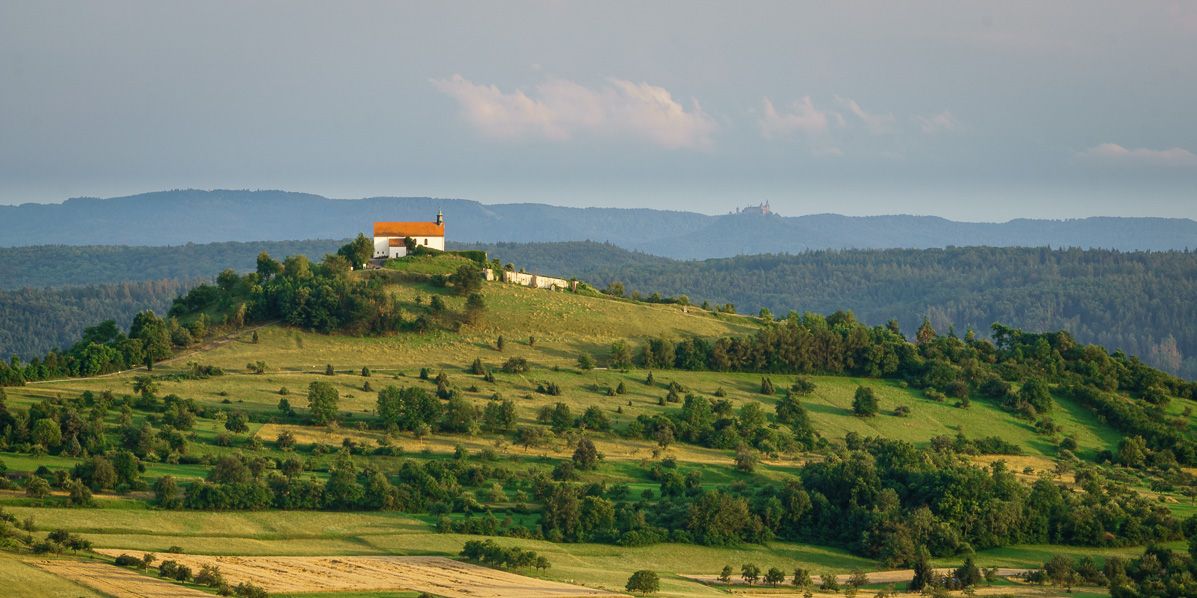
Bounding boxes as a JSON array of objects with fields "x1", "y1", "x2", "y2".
[{"x1": 373, "y1": 212, "x2": 445, "y2": 259}]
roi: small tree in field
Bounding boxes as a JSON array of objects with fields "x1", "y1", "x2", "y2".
[
  {"x1": 577, "y1": 353, "x2": 595, "y2": 370},
  {"x1": 742, "y1": 563, "x2": 761, "y2": 585},
  {"x1": 626, "y1": 570, "x2": 660, "y2": 595},
  {"x1": 852, "y1": 386, "x2": 878, "y2": 417},
  {"x1": 765, "y1": 567, "x2": 786, "y2": 586},
  {"x1": 719, "y1": 565, "x2": 733, "y2": 584},
  {"x1": 792, "y1": 567, "x2": 812, "y2": 587},
  {"x1": 307, "y1": 381, "x2": 339, "y2": 425}
]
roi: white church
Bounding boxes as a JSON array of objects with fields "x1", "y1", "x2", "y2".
[{"x1": 372, "y1": 211, "x2": 446, "y2": 259}]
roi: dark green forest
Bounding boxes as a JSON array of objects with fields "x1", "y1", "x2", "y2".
[
  {"x1": 0, "y1": 280, "x2": 195, "y2": 363},
  {"x1": 463, "y1": 242, "x2": 1197, "y2": 378},
  {"x1": 0, "y1": 240, "x2": 342, "y2": 360},
  {"x1": 0, "y1": 240, "x2": 343, "y2": 289}
]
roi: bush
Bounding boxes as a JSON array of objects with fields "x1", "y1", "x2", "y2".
[
  {"x1": 626, "y1": 570, "x2": 660, "y2": 594},
  {"x1": 114, "y1": 554, "x2": 141, "y2": 567},
  {"x1": 501, "y1": 357, "x2": 528, "y2": 374}
]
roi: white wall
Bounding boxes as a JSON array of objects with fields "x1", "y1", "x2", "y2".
[{"x1": 374, "y1": 235, "x2": 444, "y2": 258}]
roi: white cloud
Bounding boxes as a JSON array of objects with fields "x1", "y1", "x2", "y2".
[
  {"x1": 914, "y1": 111, "x2": 960, "y2": 135},
  {"x1": 1076, "y1": 143, "x2": 1197, "y2": 167},
  {"x1": 836, "y1": 96, "x2": 896, "y2": 134},
  {"x1": 430, "y1": 74, "x2": 716, "y2": 150},
  {"x1": 759, "y1": 96, "x2": 837, "y2": 139}
]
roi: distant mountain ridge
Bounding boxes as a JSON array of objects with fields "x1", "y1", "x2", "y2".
[{"x1": 2, "y1": 189, "x2": 1194, "y2": 258}]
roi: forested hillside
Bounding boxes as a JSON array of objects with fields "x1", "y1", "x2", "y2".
[
  {"x1": 5, "y1": 240, "x2": 1196, "y2": 377},
  {"x1": 0, "y1": 280, "x2": 195, "y2": 361},
  {"x1": 464, "y1": 242, "x2": 1197, "y2": 378},
  {"x1": 0, "y1": 240, "x2": 343, "y2": 289},
  {"x1": 3, "y1": 189, "x2": 1195, "y2": 257}
]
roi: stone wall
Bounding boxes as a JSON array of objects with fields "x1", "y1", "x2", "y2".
[{"x1": 486, "y1": 269, "x2": 576, "y2": 291}]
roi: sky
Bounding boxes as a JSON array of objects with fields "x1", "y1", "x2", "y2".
[{"x1": 1, "y1": 1, "x2": 1195, "y2": 220}]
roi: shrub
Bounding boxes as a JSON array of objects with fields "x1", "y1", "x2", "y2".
[{"x1": 501, "y1": 357, "x2": 529, "y2": 374}]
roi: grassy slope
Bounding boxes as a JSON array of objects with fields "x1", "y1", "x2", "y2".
[
  {"x1": 2, "y1": 260, "x2": 1183, "y2": 596},
  {"x1": 0, "y1": 552, "x2": 105, "y2": 598}
]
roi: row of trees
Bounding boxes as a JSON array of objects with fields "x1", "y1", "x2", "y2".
[{"x1": 618, "y1": 316, "x2": 1197, "y2": 464}]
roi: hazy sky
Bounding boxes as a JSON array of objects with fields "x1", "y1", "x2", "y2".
[{"x1": 2, "y1": 1, "x2": 1195, "y2": 219}]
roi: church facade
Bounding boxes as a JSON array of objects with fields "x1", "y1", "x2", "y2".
[{"x1": 373, "y1": 211, "x2": 445, "y2": 259}]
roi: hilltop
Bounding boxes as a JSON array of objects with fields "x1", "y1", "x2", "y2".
[
  {"x1": 3, "y1": 189, "x2": 1196, "y2": 257},
  {"x1": 1, "y1": 250, "x2": 1195, "y2": 597}
]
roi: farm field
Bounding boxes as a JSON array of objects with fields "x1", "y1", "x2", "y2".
[{"x1": 91, "y1": 551, "x2": 624, "y2": 598}]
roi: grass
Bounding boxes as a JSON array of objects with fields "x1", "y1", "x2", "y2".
[
  {"x1": 0, "y1": 274, "x2": 1183, "y2": 597},
  {"x1": 0, "y1": 552, "x2": 105, "y2": 598}
]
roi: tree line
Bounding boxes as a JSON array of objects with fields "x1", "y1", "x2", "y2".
[{"x1": 469, "y1": 242, "x2": 1197, "y2": 377}]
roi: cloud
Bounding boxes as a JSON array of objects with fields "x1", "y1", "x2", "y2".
[
  {"x1": 836, "y1": 96, "x2": 896, "y2": 134},
  {"x1": 1076, "y1": 143, "x2": 1197, "y2": 167},
  {"x1": 759, "y1": 96, "x2": 837, "y2": 139},
  {"x1": 914, "y1": 111, "x2": 960, "y2": 135},
  {"x1": 430, "y1": 74, "x2": 716, "y2": 150}
]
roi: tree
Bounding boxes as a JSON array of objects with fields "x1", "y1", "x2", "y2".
[
  {"x1": 449, "y1": 264, "x2": 483, "y2": 294},
  {"x1": 765, "y1": 567, "x2": 786, "y2": 586},
  {"x1": 910, "y1": 548, "x2": 935, "y2": 591},
  {"x1": 464, "y1": 293, "x2": 486, "y2": 324},
  {"x1": 734, "y1": 446, "x2": 758, "y2": 473},
  {"x1": 132, "y1": 375, "x2": 159, "y2": 398},
  {"x1": 1044, "y1": 555, "x2": 1076, "y2": 588},
  {"x1": 482, "y1": 399, "x2": 516, "y2": 433},
  {"x1": 337, "y1": 233, "x2": 374, "y2": 267},
  {"x1": 224, "y1": 411, "x2": 249, "y2": 433},
  {"x1": 852, "y1": 386, "x2": 878, "y2": 417},
  {"x1": 847, "y1": 570, "x2": 869, "y2": 590},
  {"x1": 66, "y1": 478, "x2": 93, "y2": 507},
  {"x1": 307, "y1": 381, "x2": 340, "y2": 425},
  {"x1": 819, "y1": 573, "x2": 839, "y2": 591},
  {"x1": 514, "y1": 426, "x2": 546, "y2": 451},
  {"x1": 609, "y1": 341, "x2": 633, "y2": 369},
  {"x1": 741, "y1": 563, "x2": 761, "y2": 585},
  {"x1": 625, "y1": 570, "x2": 660, "y2": 595},
  {"x1": 155, "y1": 475, "x2": 183, "y2": 509},
  {"x1": 916, "y1": 317, "x2": 937, "y2": 344},
  {"x1": 25, "y1": 476, "x2": 51, "y2": 499},
  {"x1": 31, "y1": 418, "x2": 62, "y2": 449},
  {"x1": 256, "y1": 251, "x2": 283, "y2": 280},
  {"x1": 760, "y1": 377, "x2": 775, "y2": 394},
  {"x1": 1117, "y1": 435, "x2": 1148, "y2": 468},
  {"x1": 955, "y1": 555, "x2": 982, "y2": 588},
  {"x1": 1019, "y1": 378, "x2": 1053, "y2": 414},
  {"x1": 792, "y1": 568, "x2": 812, "y2": 587},
  {"x1": 718, "y1": 565, "x2": 733, "y2": 584},
  {"x1": 572, "y1": 438, "x2": 601, "y2": 470},
  {"x1": 323, "y1": 451, "x2": 364, "y2": 508},
  {"x1": 129, "y1": 310, "x2": 172, "y2": 368},
  {"x1": 577, "y1": 353, "x2": 595, "y2": 370}
]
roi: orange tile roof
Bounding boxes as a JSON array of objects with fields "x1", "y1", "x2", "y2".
[{"x1": 373, "y1": 222, "x2": 444, "y2": 237}]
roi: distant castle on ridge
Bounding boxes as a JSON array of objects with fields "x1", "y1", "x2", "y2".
[{"x1": 734, "y1": 201, "x2": 773, "y2": 215}]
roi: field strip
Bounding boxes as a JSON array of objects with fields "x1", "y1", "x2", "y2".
[
  {"x1": 96, "y1": 551, "x2": 626, "y2": 597},
  {"x1": 29, "y1": 560, "x2": 215, "y2": 598},
  {"x1": 682, "y1": 567, "x2": 1035, "y2": 586}
]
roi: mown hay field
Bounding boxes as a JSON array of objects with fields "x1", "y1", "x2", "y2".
[
  {"x1": 94, "y1": 551, "x2": 624, "y2": 598},
  {"x1": 29, "y1": 558, "x2": 210, "y2": 597}
]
